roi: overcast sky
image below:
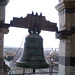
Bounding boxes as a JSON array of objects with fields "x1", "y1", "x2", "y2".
[{"x1": 4, "y1": 0, "x2": 59, "y2": 49}]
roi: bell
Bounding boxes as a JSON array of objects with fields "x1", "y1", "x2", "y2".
[{"x1": 16, "y1": 34, "x2": 49, "y2": 69}]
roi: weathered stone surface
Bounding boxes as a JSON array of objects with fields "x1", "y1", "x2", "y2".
[
  {"x1": 0, "y1": 0, "x2": 9, "y2": 75},
  {"x1": 56, "y1": 1, "x2": 75, "y2": 12},
  {"x1": 70, "y1": 34, "x2": 75, "y2": 57},
  {"x1": 59, "y1": 39, "x2": 71, "y2": 57},
  {"x1": 59, "y1": 64, "x2": 75, "y2": 75},
  {"x1": 0, "y1": 6, "x2": 5, "y2": 21},
  {"x1": 56, "y1": 1, "x2": 75, "y2": 30},
  {"x1": 0, "y1": 70, "x2": 3, "y2": 75},
  {"x1": 59, "y1": 0, "x2": 75, "y2": 2},
  {"x1": 58, "y1": 10, "x2": 66, "y2": 30},
  {"x1": 0, "y1": 28, "x2": 9, "y2": 34},
  {"x1": 65, "y1": 0, "x2": 75, "y2": 2},
  {"x1": 56, "y1": 1, "x2": 75, "y2": 75},
  {"x1": 58, "y1": 64, "x2": 65, "y2": 75}
]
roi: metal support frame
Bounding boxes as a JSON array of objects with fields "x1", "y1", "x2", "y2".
[
  {"x1": 1, "y1": 20, "x2": 75, "y2": 39},
  {"x1": 0, "y1": 13, "x2": 58, "y2": 32},
  {"x1": 0, "y1": 23, "x2": 10, "y2": 28}
]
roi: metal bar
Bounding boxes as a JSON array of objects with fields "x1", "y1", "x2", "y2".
[
  {"x1": 0, "y1": 23, "x2": 10, "y2": 28},
  {"x1": 23, "y1": 68, "x2": 25, "y2": 75},
  {"x1": 33, "y1": 69, "x2": 35, "y2": 73}
]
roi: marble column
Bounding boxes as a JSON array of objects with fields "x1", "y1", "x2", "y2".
[
  {"x1": 56, "y1": 0, "x2": 75, "y2": 75},
  {"x1": 0, "y1": 0, "x2": 9, "y2": 75}
]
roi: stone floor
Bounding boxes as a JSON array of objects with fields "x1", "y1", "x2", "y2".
[
  {"x1": 24, "y1": 73, "x2": 58, "y2": 75},
  {"x1": 23, "y1": 69, "x2": 58, "y2": 75},
  {"x1": 8, "y1": 67, "x2": 58, "y2": 75}
]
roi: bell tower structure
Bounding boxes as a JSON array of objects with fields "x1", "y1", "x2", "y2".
[
  {"x1": 0, "y1": 0, "x2": 9, "y2": 75},
  {"x1": 56, "y1": 0, "x2": 75, "y2": 75}
]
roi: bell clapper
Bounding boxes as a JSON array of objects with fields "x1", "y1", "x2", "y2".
[
  {"x1": 33, "y1": 69, "x2": 35, "y2": 73},
  {"x1": 23, "y1": 68, "x2": 25, "y2": 75}
]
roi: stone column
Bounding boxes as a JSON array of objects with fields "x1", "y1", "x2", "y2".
[
  {"x1": 56, "y1": 0, "x2": 75, "y2": 75},
  {"x1": 0, "y1": 0, "x2": 9, "y2": 75}
]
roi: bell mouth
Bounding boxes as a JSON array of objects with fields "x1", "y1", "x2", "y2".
[{"x1": 16, "y1": 61, "x2": 49, "y2": 69}]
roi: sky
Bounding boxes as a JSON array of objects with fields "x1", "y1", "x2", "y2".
[{"x1": 4, "y1": 0, "x2": 59, "y2": 49}]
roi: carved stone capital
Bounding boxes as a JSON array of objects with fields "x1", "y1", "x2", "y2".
[
  {"x1": 59, "y1": 0, "x2": 75, "y2": 2},
  {"x1": 56, "y1": 1, "x2": 75, "y2": 11}
]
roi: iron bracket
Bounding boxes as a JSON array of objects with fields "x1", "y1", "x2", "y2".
[
  {"x1": 0, "y1": 23, "x2": 10, "y2": 28},
  {"x1": 56, "y1": 27, "x2": 75, "y2": 39}
]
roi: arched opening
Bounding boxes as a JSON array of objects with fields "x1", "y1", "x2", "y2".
[
  {"x1": 5, "y1": 0, "x2": 59, "y2": 48},
  {"x1": 4, "y1": 0, "x2": 59, "y2": 74}
]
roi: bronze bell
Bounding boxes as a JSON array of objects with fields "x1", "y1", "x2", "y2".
[{"x1": 16, "y1": 34, "x2": 49, "y2": 69}]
